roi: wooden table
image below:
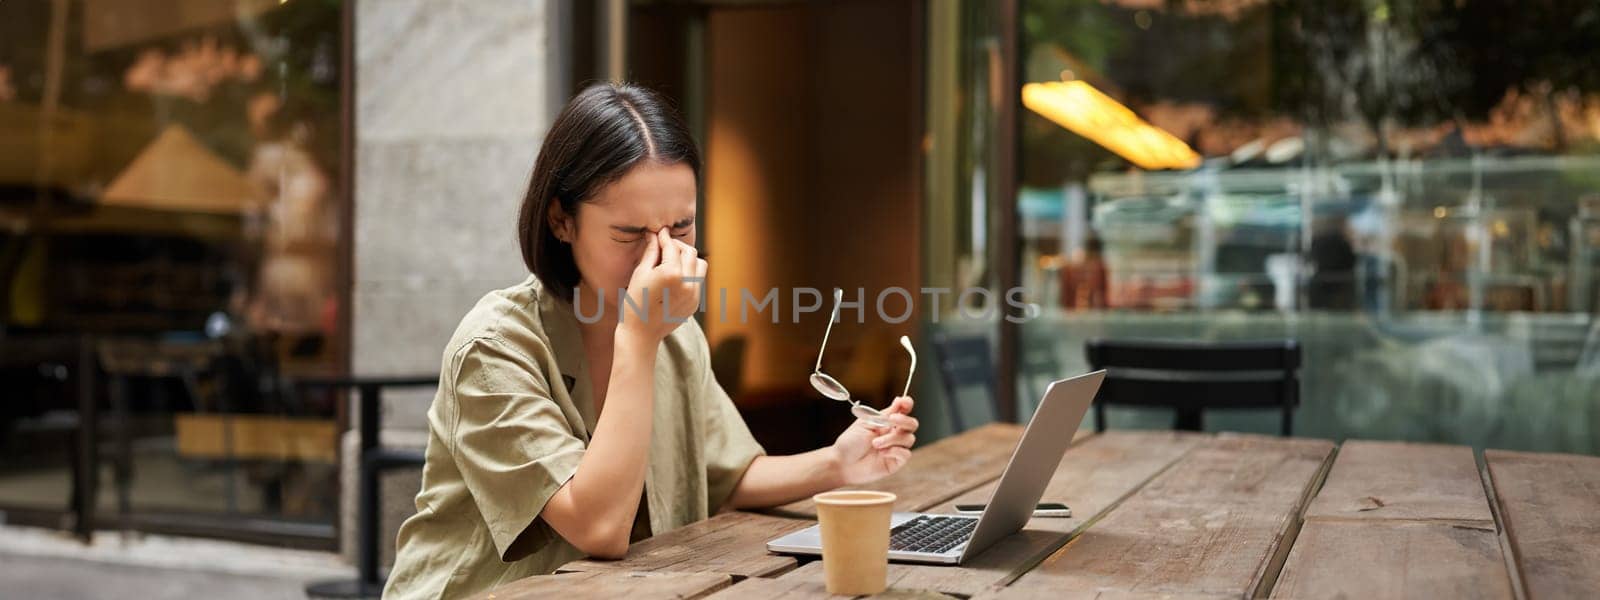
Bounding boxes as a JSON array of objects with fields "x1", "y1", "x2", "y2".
[{"x1": 475, "y1": 424, "x2": 1600, "y2": 599}]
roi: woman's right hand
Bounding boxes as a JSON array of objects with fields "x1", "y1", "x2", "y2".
[{"x1": 620, "y1": 227, "x2": 706, "y2": 341}]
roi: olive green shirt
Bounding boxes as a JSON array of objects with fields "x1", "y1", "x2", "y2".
[{"x1": 383, "y1": 276, "x2": 765, "y2": 599}]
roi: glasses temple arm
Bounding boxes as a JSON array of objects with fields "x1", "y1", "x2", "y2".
[
  {"x1": 814, "y1": 288, "x2": 843, "y2": 372},
  {"x1": 902, "y1": 348, "x2": 916, "y2": 398}
]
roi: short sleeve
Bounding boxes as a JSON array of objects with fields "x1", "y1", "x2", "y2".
[
  {"x1": 447, "y1": 336, "x2": 586, "y2": 562},
  {"x1": 695, "y1": 335, "x2": 766, "y2": 512}
]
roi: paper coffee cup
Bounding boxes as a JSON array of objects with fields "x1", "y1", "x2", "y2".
[{"x1": 813, "y1": 490, "x2": 897, "y2": 595}]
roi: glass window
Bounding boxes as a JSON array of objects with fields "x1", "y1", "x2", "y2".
[
  {"x1": 0, "y1": 0, "x2": 346, "y2": 545},
  {"x1": 922, "y1": 0, "x2": 1010, "y2": 434},
  {"x1": 1012, "y1": 0, "x2": 1600, "y2": 451}
]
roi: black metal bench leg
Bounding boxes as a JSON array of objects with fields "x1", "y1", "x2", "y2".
[
  {"x1": 1174, "y1": 407, "x2": 1202, "y2": 432},
  {"x1": 110, "y1": 374, "x2": 133, "y2": 532},
  {"x1": 306, "y1": 384, "x2": 385, "y2": 599},
  {"x1": 72, "y1": 339, "x2": 98, "y2": 543}
]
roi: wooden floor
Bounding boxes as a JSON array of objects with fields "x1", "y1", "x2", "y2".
[{"x1": 475, "y1": 424, "x2": 1600, "y2": 599}]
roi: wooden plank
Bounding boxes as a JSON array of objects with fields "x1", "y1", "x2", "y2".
[
  {"x1": 767, "y1": 423, "x2": 1025, "y2": 518},
  {"x1": 998, "y1": 500, "x2": 1298, "y2": 597},
  {"x1": 702, "y1": 563, "x2": 956, "y2": 599},
  {"x1": 1270, "y1": 521, "x2": 1513, "y2": 599},
  {"x1": 996, "y1": 435, "x2": 1334, "y2": 598},
  {"x1": 1129, "y1": 435, "x2": 1336, "y2": 509},
  {"x1": 885, "y1": 431, "x2": 1204, "y2": 596},
  {"x1": 972, "y1": 588, "x2": 1229, "y2": 600},
  {"x1": 709, "y1": 432, "x2": 1204, "y2": 599},
  {"x1": 1268, "y1": 440, "x2": 1510, "y2": 598},
  {"x1": 1485, "y1": 449, "x2": 1600, "y2": 600},
  {"x1": 173, "y1": 414, "x2": 338, "y2": 463},
  {"x1": 1304, "y1": 440, "x2": 1494, "y2": 527},
  {"x1": 469, "y1": 570, "x2": 730, "y2": 600},
  {"x1": 558, "y1": 511, "x2": 807, "y2": 578}
]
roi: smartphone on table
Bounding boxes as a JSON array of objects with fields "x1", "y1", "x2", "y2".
[{"x1": 954, "y1": 502, "x2": 1071, "y2": 517}]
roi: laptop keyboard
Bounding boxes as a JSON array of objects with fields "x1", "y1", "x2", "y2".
[{"x1": 889, "y1": 515, "x2": 977, "y2": 554}]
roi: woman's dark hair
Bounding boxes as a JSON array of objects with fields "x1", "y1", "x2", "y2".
[{"x1": 518, "y1": 82, "x2": 701, "y2": 301}]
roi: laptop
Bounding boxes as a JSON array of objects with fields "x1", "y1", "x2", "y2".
[{"x1": 767, "y1": 370, "x2": 1105, "y2": 565}]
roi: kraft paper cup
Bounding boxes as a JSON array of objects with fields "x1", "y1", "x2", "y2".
[{"x1": 813, "y1": 490, "x2": 897, "y2": 595}]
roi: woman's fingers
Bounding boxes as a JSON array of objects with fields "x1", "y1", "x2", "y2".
[
  {"x1": 879, "y1": 397, "x2": 918, "y2": 432},
  {"x1": 860, "y1": 396, "x2": 917, "y2": 436},
  {"x1": 676, "y1": 239, "x2": 698, "y2": 276},
  {"x1": 657, "y1": 228, "x2": 680, "y2": 269},
  {"x1": 635, "y1": 229, "x2": 661, "y2": 274},
  {"x1": 881, "y1": 447, "x2": 911, "y2": 470},
  {"x1": 873, "y1": 430, "x2": 915, "y2": 450},
  {"x1": 691, "y1": 257, "x2": 708, "y2": 306},
  {"x1": 887, "y1": 412, "x2": 919, "y2": 433},
  {"x1": 659, "y1": 238, "x2": 698, "y2": 317},
  {"x1": 888, "y1": 396, "x2": 915, "y2": 415}
]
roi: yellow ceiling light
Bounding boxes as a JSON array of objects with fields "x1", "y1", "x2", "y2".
[{"x1": 1022, "y1": 80, "x2": 1202, "y2": 171}]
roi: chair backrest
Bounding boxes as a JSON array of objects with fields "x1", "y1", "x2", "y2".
[
  {"x1": 931, "y1": 333, "x2": 1000, "y2": 432},
  {"x1": 710, "y1": 335, "x2": 747, "y2": 398},
  {"x1": 1019, "y1": 334, "x2": 1064, "y2": 408},
  {"x1": 1084, "y1": 338, "x2": 1301, "y2": 413}
]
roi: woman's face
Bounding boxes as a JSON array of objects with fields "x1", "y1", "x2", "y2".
[{"x1": 552, "y1": 160, "x2": 698, "y2": 311}]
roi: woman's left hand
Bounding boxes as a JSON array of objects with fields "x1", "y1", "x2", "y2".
[{"x1": 832, "y1": 396, "x2": 918, "y2": 486}]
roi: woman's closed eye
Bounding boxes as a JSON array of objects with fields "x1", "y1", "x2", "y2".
[
  {"x1": 666, "y1": 216, "x2": 696, "y2": 238},
  {"x1": 611, "y1": 219, "x2": 693, "y2": 243},
  {"x1": 610, "y1": 231, "x2": 688, "y2": 244}
]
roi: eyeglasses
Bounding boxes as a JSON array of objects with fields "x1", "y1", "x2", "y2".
[{"x1": 810, "y1": 288, "x2": 917, "y2": 427}]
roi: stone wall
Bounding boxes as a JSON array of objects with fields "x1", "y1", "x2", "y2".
[{"x1": 344, "y1": 0, "x2": 562, "y2": 566}]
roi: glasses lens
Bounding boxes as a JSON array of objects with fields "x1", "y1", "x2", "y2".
[
  {"x1": 809, "y1": 372, "x2": 851, "y2": 400},
  {"x1": 850, "y1": 403, "x2": 890, "y2": 426}
]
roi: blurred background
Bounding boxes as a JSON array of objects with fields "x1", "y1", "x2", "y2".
[{"x1": 0, "y1": 0, "x2": 1596, "y2": 597}]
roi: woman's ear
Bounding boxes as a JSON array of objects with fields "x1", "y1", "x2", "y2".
[{"x1": 547, "y1": 202, "x2": 573, "y2": 243}]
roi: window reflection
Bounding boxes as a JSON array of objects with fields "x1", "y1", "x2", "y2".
[
  {"x1": 0, "y1": 0, "x2": 344, "y2": 545},
  {"x1": 1014, "y1": 0, "x2": 1600, "y2": 452}
]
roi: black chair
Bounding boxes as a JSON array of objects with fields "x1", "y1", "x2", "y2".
[
  {"x1": 931, "y1": 333, "x2": 999, "y2": 433},
  {"x1": 710, "y1": 335, "x2": 747, "y2": 398},
  {"x1": 1020, "y1": 334, "x2": 1065, "y2": 405},
  {"x1": 1084, "y1": 339, "x2": 1300, "y2": 436}
]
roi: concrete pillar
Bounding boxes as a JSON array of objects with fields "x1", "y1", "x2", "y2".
[{"x1": 345, "y1": 0, "x2": 562, "y2": 567}]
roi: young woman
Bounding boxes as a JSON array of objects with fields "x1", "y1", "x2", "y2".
[{"x1": 383, "y1": 83, "x2": 919, "y2": 599}]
